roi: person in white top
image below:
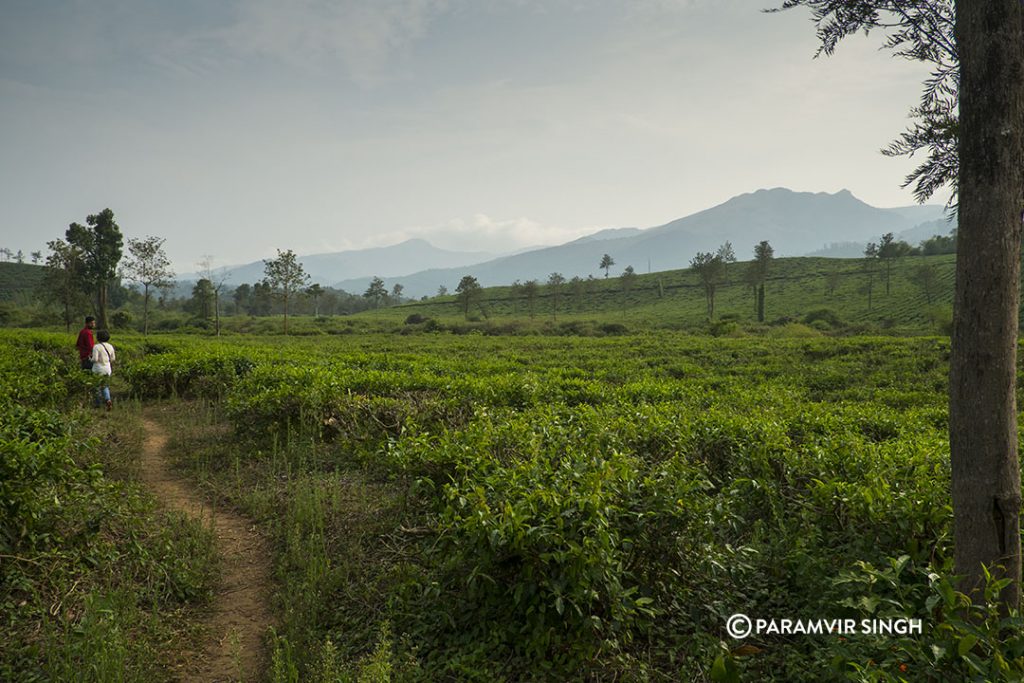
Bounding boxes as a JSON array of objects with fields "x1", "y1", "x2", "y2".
[{"x1": 90, "y1": 329, "x2": 116, "y2": 410}]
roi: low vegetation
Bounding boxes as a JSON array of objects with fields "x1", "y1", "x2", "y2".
[
  {"x1": 0, "y1": 333, "x2": 217, "y2": 682},
  {"x1": 104, "y1": 331, "x2": 1022, "y2": 681}
]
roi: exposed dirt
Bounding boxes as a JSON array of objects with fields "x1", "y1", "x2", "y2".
[{"x1": 139, "y1": 413, "x2": 273, "y2": 682}]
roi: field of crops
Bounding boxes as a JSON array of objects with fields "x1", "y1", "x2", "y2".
[
  {"x1": 5, "y1": 328, "x2": 1023, "y2": 680},
  {"x1": 91, "y1": 330, "x2": 1017, "y2": 681}
]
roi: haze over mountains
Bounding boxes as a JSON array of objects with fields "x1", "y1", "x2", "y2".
[
  {"x1": 181, "y1": 239, "x2": 496, "y2": 286},
  {"x1": 196, "y1": 188, "x2": 948, "y2": 298}
]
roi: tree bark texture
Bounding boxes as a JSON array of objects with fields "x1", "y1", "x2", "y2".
[{"x1": 950, "y1": 0, "x2": 1024, "y2": 606}]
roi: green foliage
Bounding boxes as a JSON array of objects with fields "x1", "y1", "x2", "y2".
[
  {"x1": 0, "y1": 331, "x2": 217, "y2": 680},
  {"x1": 124, "y1": 331, "x2": 995, "y2": 679}
]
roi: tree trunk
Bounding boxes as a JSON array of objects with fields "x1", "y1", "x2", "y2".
[
  {"x1": 757, "y1": 284, "x2": 765, "y2": 323},
  {"x1": 950, "y1": 0, "x2": 1024, "y2": 608},
  {"x1": 143, "y1": 284, "x2": 151, "y2": 336},
  {"x1": 97, "y1": 282, "x2": 109, "y2": 330}
]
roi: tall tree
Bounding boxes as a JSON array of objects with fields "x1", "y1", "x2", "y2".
[
  {"x1": 619, "y1": 266, "x2": 637, "y2": 314},
  {"x1": 262, "y1": 249, "x2": 309, "y2": 334},
  {"x1": 233, "y1": 283, "x2": 254, "y2": 315},
  {"x1": 455, "y1": 275, "x2": 482, "y2": 319},
  {"x1": 65, "y1": 208, "x2": 123, "y2": 330},
  {"x1": 547, "y1": 272, "x2": 565, "y2": 320},
  {"x1": 950, "y1": 0, "x2": 1024, "y2": 605},
  {"x1": 364, "y1": 277, "x2": 388, "y2": 309},
  {"x1": 690, "y1": 251, "x2": 726, "y2": 319},
  {"x1": 745, "y1": 241, "x2": 774, "y2": 322},
  {"x1": 198, "y1": 256, "x2": 230, "y2": 336},
  {"x1": 42, "y1": 239, "x2": 87, "y2": 332},
  {"x1": 189, "y1": 279, "x2": 215, "y2": 321},
  {"x1": 121, "y1": 236, "x2": 175, "y2": 335},
  {"x1": 391, "y1": 283, "x2": 404, "y2": 304},
  {"x1": 306, "y1": 283, "x2": 324, "y2": 317},
  {"x1": 862, "y1": 242, "x2": 878, "y2": 311},
  {"x1": 522, "y1": 279, "x2": 539, "y2": 318},
  {"x1": 569, "y1": 275, "x2": 585, "y2": 312},
  {"x1": 30, "y1": 250, "x2": 42, "y2": 265},
  {"x1": 779, "y1": 0, "x2": 1024, "y2": 608},
  {"x1": 913, "y1": 262, "x2": 939, "y2": 304},
  {"x1": 599, "y1": 253, "x2": 615, "y2": 278},
  {"x1": 876, "y1": 232, "x2": 913, "y2": 295}
]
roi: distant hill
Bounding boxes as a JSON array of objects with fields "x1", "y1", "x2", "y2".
[
  {"x1": 180, "y1": 239, "x2": 499, "y2": 289},
  {"x1": 805, "y1": 216, "x2": 956, "y2": 258},
  {"x1": 356, "y1": 252, "x2": 958, "y2": 335},
  {"x1": 335, "y1": 188, "x2": 946, "y2": 297}
]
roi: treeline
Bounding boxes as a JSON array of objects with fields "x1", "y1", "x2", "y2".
[{"x1": 8, "y1": 210, "x2": 417, "y2": 333}]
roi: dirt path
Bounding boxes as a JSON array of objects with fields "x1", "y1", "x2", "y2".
[{"x1": 139, "y1": 414, "x2": 273, "y2": 682}]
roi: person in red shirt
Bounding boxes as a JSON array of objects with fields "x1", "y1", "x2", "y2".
[{"x1": 77, "y1": 316, "x2": 96, "y2": 370}]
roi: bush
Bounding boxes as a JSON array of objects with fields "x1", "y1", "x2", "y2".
[{"x1": 803, "y1": 308, "x2": 842, "y2": 328}]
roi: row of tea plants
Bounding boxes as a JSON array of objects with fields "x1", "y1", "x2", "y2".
[{"x1": 129, "y1": 333, "x2": 1024, "y2": 681}]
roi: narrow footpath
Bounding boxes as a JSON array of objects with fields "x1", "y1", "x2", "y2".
[{"x1": 139, "y1": 413, "x2": 273, "y2": 682}]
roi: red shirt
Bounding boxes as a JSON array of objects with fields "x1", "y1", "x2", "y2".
[{"x1": 77, "y1": 327, "x2": 95, "y2": 360}]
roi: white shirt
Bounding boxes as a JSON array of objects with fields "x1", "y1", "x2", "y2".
[{"x1": 91, "y1": 342, "x2": 115, "y2": 376}]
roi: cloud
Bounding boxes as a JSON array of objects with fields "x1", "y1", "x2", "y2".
[
  {"x1": 365, "y1": 214, "x2": 601, "y2": 253},
  {"x1": 193, "y1": 0, "x2": 451, "y2": 85}
]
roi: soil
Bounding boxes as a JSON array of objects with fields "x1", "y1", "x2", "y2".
[{"x1": 139, "y1": 413, "x2": 273, "y2": 682}]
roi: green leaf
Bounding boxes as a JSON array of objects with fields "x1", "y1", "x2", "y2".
[{"x1": 958, "y1": 634, "x2": 978, "y2": 657}]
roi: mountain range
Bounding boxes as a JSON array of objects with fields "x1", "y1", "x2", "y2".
[
  {"x1": 185, "y1": 188, "x2": 948, "y2": 298},
  {"x1": 331, "y1": 188, "x2": 947, "y2": 297}
]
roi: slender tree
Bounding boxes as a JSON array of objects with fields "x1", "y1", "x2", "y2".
[
  {"x1": 599, "y1": 253, "x2": 615, "y2": 278},
  {"x1": 121, "y1": 236, "x2": 175, "y2": 335},
  {"x1": 65, "y1": 208, "x2": 123, "y2": 330},
  {"x1": 263, "y1": 249, "x2": 309, "y2": 334},
  {"x1": 364, "y1": 277, "x2": 388, "y2": 309},
  {"x1": 189, "y1": 279, "x2": 215, "y2": 320},
  {"x1": 690, "y1": 251, "x2": 726, "y2": 319},
  {"x1": 913, "y1": 262, "x2": 939, "y2": 304},
  {"x1": 43, "y1": 239, "x2": 87, "y2": 332},
  {"x1": 547, "y1": 272, "x2": 565, "y2": 320},
  {"x1": 619, "y1": 266, "x2": 637, "y2": 314},
  {"x1": 197, "y1": 256, "x2": 230, "y2": 336},
  {"x1": 455, "y1": 275, "x2": 482, "y2": 319},
  {"x1": 306, "y1": 283, "x2": 324, "y2": 317},
  {"x1": 523, "y1": 279, "x2": 539, "y2": 318},
  {"x1": 30, "y1": 250, "x2": 42, "y2": 265},
  {"x1": 569, "y1": 275, "x2": 585, "y2": 312},
  {"x1": 745, "y1": 241, "x2": 774, "y2": 322}
]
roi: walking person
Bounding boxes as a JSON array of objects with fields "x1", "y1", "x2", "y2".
[
  {"x1": 91, "y1": 329, "x2": 115, "y2": 410},
  {"x1": 77, "y1": 316, "x2": 96, "y2": 370}
]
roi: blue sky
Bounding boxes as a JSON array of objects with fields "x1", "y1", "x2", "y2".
[{"x1": 1, "y1": 0, "x2": 942, "y2": 270}]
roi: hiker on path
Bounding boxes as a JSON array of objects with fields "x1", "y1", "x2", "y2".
[
  {"x1": 77, "y1": 316, "x2": 96, "y2": 370},
  {"x1": 91, "y1": 329, "x2": 115, "y2": 410}
]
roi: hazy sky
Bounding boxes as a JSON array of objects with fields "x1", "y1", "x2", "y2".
[{"x1": 1, "y1": 0, "x2": 944, "y2": 271}]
